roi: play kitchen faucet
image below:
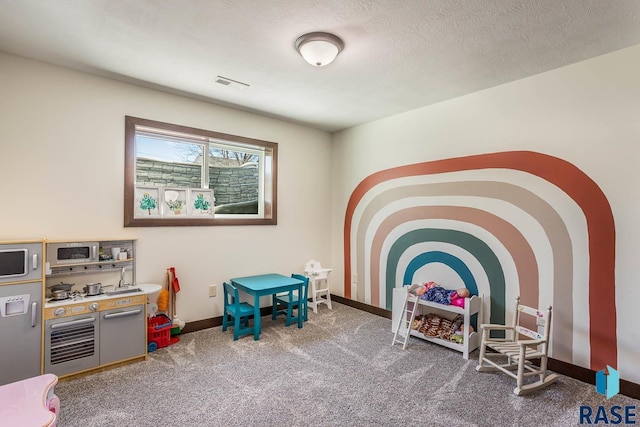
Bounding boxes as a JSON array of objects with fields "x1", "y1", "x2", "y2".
[
  {"x1": 105, "y1": 267, "x2": 141, "y2": 295},
  {"x1": 118, "y1": 267, "x2": 128, "y2": 288}
]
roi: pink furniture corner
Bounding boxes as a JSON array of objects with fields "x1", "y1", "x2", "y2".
[{"x1": 0, "y1": 373, "x2": 59, "y2": 426}]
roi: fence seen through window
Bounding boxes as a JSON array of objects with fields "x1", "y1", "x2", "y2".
[{"x1": 124, "y1": 116, "x2": 277, "y2": 226}]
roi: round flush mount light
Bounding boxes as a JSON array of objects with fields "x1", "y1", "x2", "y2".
[{"x1": 295, "y1": 32, "x2": 344, "y2": 67}]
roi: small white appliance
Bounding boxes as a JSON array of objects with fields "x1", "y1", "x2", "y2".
[
  {"x1": 0, "y1": 242, "x2": 41, "y2": 283},
  {"x1": 46, "y1": 241, "x2": 99, "y2": 267}
]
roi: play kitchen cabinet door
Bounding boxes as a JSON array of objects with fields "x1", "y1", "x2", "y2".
[
  {"x1": 0, "y1": 281, "x2": 42, "y2": 386},
  {"x1": 99, "y1": 305, "x2": 145, "y2": 365}
]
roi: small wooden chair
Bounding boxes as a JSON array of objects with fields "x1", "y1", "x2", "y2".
[
  {"x1": 272, "y1": 274, "x2": 309, "y2": 326},
  {"x1": 222, "y1": 282, "x2": 254, "y2": 340},
  {"x1": 476, "y1": 296, "x2": 558, "y2": 395}
]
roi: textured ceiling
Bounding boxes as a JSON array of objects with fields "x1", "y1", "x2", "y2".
[{"x1": 1, "y1": 0, "x2": 640, "y2": 132}]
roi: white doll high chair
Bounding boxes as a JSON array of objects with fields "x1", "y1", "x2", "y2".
[{"x1": 304, "y1": 260, "x2": 333, "y2": 313}]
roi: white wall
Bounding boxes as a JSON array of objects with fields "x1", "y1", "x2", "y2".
[
  {"x1": 331, "y1": 44, "x2": 640, "y2": 383},
  {"x1": 0, "y1": 52, "x2": 333, "y2": 323}
]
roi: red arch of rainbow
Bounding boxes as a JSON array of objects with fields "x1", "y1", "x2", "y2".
[{"x1": 344, "y1": 151, "x2": 616, "y2": 371}]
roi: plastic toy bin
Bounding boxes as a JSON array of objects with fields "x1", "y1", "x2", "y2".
[{"x1": 147, "y1": 314, "x2": 172, "y2": 352}]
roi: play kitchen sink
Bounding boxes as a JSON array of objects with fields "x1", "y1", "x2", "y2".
[
  {"x1": 104, "y1": 273, "x2": 161, "y2": 296},
  {"x1": 106, "y1": 284, "x2": 161, "y2": 297},
  {"x1": 106, "y1": 283, "x2": 161, "y2": 297},
  {"x1": 105, "y1": 286, "x2": 142, "y2": 296}
]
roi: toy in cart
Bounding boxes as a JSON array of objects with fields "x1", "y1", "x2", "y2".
[
  {"x1": 155, "y1": 267, "x2": 185, "y2": 331},
  {"x1": 147, "y1": 314, "x2": 180, "y2": 352},
  {"x1": 149, "y1": 266, "x2": 184, "y2": 352}
]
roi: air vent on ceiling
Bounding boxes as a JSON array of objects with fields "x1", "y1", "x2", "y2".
[{"x1": 214, "y1": 76, "x2": 250, "y2": 90}]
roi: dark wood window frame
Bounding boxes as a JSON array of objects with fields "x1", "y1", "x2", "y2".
[{"x1": 124, "y1": 116, "x2": 277, "y2": 226}]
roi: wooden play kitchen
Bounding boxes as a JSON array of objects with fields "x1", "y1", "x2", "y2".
[
  {"x1": 43, "y1": 239, "x2": 151, "y2": 379},
  {"x1": 0, "y1": 238, "x2": 161, "y2": 388}
]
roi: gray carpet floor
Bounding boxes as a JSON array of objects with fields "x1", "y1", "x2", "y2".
[{"x1": 55, "y1": 302, "x2": 639, "y2": 426}]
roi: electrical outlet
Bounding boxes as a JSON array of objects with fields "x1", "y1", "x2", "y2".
[{"x1": 209, "y1": 284, "x2": 217, "y2": 297}]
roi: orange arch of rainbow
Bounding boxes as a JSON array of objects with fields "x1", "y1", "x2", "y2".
[{"x1": 343, "y1": 151, "x2": 616, "y2": 371}]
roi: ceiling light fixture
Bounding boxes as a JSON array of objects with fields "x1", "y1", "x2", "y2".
[{"x1": 295, "y1": 32, "x2": 344, "y2": 67}]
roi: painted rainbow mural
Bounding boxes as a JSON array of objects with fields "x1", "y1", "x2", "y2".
[{"x1": 343, "y1": 151, "x2": 616, "y2": 372}]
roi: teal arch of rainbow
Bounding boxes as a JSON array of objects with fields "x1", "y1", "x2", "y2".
[
  {"x1": 343, "y1": 151, "x2": 616, "y2": 371},
  {"x1": 400, "y1": 249, "x2": 484, "y2": 331},
  {"x1": 389, "y1": 230, "x2": 502, "y2": 328},
  {"x1": 402, "y1": 250, "x2": 478, "y2": 298}
]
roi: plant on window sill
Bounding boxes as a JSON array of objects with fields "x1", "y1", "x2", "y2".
[
  {"x1": 193, "y1": 193, "x2": 211, "y2": 213},
  {"x1": 166, "y1": 199, "x2": 184, "y2": 215},
  {"x1": 140, "y1": 192, "x2": 158, "y2": 215}
]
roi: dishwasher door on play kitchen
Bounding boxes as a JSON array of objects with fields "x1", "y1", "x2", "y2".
[{"x1": 100, "y1": 305, "x2": 146, "y2": 365}]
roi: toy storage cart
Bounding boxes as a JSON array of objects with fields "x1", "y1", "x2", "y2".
[{"x1": 147, "y1": 314, "x2": 172, "y2": 352}]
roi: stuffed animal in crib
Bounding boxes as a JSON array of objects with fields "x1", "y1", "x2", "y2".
[
  {"x1": 448, "y1": 289, "x2": 470, "y2": 308},
  {"x1": 407, "y1": 282, "x2": 470, "y2": 307},
  {"x1": 407, "y1": 281, "x2": 438, "y2": 296},
  {"x1": 450, "y1": 324, "x2": 475, "y2": 343}
]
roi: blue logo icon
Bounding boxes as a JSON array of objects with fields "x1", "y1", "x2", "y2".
[{"x1": 596, "y1": 365, "x2": 620, "y2": 399}]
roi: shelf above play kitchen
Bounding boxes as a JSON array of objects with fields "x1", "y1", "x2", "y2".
[{"x1": 45, "y1": 239, "x2": 135, "y2": 277}]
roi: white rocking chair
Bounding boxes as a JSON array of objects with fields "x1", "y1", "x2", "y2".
[{"x1": 476, "y1": 296, "x2": 559, "y2": 395}]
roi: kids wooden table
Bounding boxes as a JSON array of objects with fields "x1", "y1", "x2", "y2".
[{"x1": 230, "y1": 273, "x2": 304, "y2": 340}]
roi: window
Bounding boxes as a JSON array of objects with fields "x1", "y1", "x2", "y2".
[{"x1": 124, "y1": 116, "x2": 277, "y2": 226}]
